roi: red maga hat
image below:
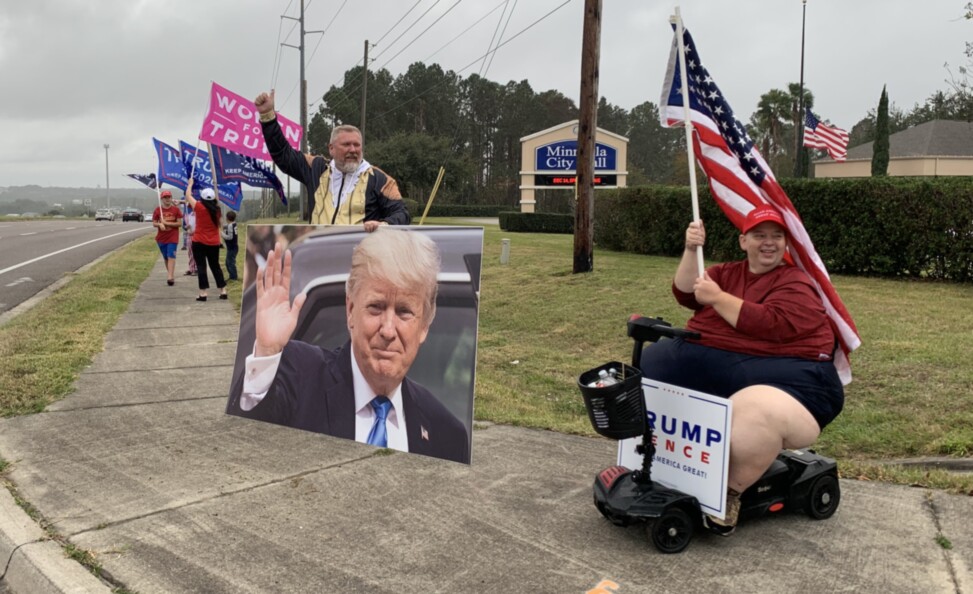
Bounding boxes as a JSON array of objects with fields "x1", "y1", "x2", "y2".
[{"x1": 741, "y1": 204, "x2": 785, "y2": 233}]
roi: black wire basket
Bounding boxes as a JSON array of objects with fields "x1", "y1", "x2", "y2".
[{"x1": 578, "y1": 362, "x2": 646, "y2": 440}]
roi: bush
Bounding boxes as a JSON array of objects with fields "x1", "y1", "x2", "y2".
[
  {"x1": 403, "y1": 198, "x2": 420, "y2": 219},
  {"x1": 499, "y1": 212, "x2": 574, "y2": 234},
  {"x1": 594, "y1": 178, "x2": 973, "y2": 282},
  {"x1": 419, "y1": 204, "x2": 507, "y2": 217}
]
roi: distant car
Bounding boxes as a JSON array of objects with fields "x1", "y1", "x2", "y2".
[
  {"x1": 121, "y1": 208, "x2": 145, "y2": 222},
  {"x1": 95, "y1": 208, "x2": 115, "y2": 221}
]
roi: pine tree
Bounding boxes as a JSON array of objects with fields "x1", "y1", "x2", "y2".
[{"x1": 872, "y1": 85, "x2": 890, "y2": 176}]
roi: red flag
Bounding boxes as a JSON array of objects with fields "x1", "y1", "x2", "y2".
[
  {"x1": 660, "y1": 24, "x2": 861, "y2": 384},
  {"x1": 804, "y1": 108, "x2": 850, "y2": 161}
]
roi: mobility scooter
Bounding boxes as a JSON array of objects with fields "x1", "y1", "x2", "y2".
[{"x1": 578, "y1": 316, "x2": 841, "y2": 554}]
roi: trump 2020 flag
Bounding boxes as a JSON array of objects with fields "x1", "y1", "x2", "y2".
[
  {"x1": 199, "y1": 82, "x2": 302, "y2": 161},
  {"x1": 178, "y1": 140, "x2": 244, "y2": 211},
  {"x1": 804, "y1": 108, "x2": 850, "y2": 162},
  {"x1": 212, "y1": 144, "x2": 287, "y2": 205},
  {"x1": 126, "y1": 173, "x2": 158, "y2": 189},
  {"x1": 217, "y1": 182, "x2": 243, "y2": 211},
  {"x1": 659, "y1": 22, "x2": 860, "y2": 383},
  {"x1": 153, "y1": 138, "x2": 189, "y2": 191}
]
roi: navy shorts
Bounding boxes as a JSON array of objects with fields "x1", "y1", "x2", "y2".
[
  {"x1": 157, "y1": 242, "x2": 178, "y2": 259},
  {"x1": 639, "y1": 338, "x2": 844, "y2": 430}
]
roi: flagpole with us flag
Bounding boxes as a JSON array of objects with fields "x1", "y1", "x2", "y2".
[
  {"x1": 659, "y1": 11, "x2": 861, "y2": 384},
  {"x1": 671, "y1": 7, "x2": 706, "y2": 279},
  {"x1": 804, "y1": 109, "x2": 850, "y2": 162}
]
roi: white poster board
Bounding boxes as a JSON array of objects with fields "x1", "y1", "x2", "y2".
[{"x1": 617, "y1": 378, "x2": 732, "y2": 518}]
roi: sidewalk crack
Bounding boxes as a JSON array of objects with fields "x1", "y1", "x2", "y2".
[{"x1": 924, "y1": 491, "x2": 961, "y2": 594}]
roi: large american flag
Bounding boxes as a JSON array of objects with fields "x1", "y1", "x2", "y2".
[
  {"x1": 659, "y1": 24, "x2": 861, "y2": 384},
  {"x1": 804, "y1": 108, "x2": 850, "y2": 161}
]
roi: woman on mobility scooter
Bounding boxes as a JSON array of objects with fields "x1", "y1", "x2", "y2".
[{"x1": 639, "y1": 205, "x2": 844, "y2": 535}]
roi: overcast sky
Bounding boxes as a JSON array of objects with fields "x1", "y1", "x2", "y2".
[{"x1": 1, "y1": 0, "x2": 969, "y2": 189}]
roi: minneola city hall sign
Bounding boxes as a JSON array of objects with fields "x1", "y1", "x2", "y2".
[{"x1": 518, "y1": 120, "x2": 628, "y2": 212}]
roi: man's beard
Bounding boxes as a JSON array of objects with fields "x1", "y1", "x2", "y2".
[{"x1": 335, "y1": 158, "x2": 362, "y2": 174}]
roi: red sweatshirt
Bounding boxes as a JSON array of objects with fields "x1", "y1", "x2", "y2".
[{"x1": 674, "y1": 261, "x2": 836, "y2": 361}]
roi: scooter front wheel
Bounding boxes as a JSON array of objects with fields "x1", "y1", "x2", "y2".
[{"x1": 649, "y1": 507, "x2": 693, "y2": 554}]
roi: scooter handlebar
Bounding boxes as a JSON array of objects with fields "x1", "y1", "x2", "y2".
[{"x1": 627, "y1": 315, "x2": 702, "y2": 343}]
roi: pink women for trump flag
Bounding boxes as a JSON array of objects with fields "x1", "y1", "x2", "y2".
[
  {"x1": 659, "y1": 22, "x2": 861, "y2": 384},
  {"x1": 199, "y1": 82, "x2": 303, "y2": 162}
]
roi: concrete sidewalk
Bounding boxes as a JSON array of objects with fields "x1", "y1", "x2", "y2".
[{"x1": 2, "y1": 258, "x2": 973, "y2": 593}]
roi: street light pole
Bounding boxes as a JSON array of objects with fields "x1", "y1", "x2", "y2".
[
  {"x1": 104, "y1": 143, "x2": 111, "y2": 209},
  {"x1": 795, "y1": 0, "x2": 808, "y2": 177}
]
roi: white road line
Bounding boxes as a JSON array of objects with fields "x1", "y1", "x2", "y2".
[
  {"x1": 0, "y1": 227, "x2": 151, "y2": 277},
  {"x1": 20, "y1": 232, "x2": 38, "y2": 236}
]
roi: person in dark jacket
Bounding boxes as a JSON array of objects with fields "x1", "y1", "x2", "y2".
[{"x1": 253, "y1": 89, "x2": 409, "y2": 230}]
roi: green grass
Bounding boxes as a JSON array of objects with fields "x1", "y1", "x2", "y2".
[
  {"x1": 462, "y1": 221, "x2": 973, "y2": 491},
  {"x1": 0, "y1": 236, "x2": 158, "y2": 415},
  {"x1": 2, "y1": 217, "x2": 973, "y2": 491}
]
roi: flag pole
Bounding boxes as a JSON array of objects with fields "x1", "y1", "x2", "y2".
[
  {"x1": 206, "y1": 142, "x2": 225, "y2": 216},
  {"x1": 671, "y1": 7, "x2": 705, "y2": 278}
]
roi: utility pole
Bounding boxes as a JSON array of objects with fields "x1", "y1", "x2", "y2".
[
  {"x1": 794, "y1": 0, "x2": 808, "y2": 177},
  {"x1": 281, "y1": 0, "x2": 322, "y2": 220},
  {"x1": 103, "y1": 144, "x2": 110, "y2": 209},
  {"x1": 361, "y1": 40, "x2": 370, "y2": 137},
  {"x1": 573, "y1": 0, "x2": 601, "y2": 274}
]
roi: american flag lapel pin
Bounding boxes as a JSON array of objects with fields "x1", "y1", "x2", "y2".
[{"x1": 421, "y1": 426, "x2": 429, "y2": 441}]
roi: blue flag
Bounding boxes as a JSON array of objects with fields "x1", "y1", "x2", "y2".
[
  {"x1": 179, "y1": 140, "x2": 243, "y2": 211},
  {"x1": 212, "y1": 144, "x2": 287, "y2": 205},
  {"x1": 153, "y1": 138, "x2": 189, "y2": 190},
  {"x1": 218, "y1": 182, "x2": 243, "y2": 211},
  {"x1": 126, "y1": 173, "x2": 158, "y2": 189}
]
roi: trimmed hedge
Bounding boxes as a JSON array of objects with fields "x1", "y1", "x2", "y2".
[
  {"x1": 419, "y1": 204, "x2": 507, "y2": 217},
  {"x1": 594, "y1": 178, "x2": 973, "y2": 282},
  {"x1": 499, "y1": 211, "x2": 574, "y2": 234}
]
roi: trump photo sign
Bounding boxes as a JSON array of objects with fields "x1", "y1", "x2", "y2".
[{"x1": 618, "y1": 380, "x2": 732, "y2": 518}]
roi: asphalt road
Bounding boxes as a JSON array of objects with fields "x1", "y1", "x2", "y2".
[{"x1": 0, "y1": 219, "x2": 154, "y2": 316}]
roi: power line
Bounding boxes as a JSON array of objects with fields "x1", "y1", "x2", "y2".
[
  {"x1": 309, "y1": 0, "x2": 425, "y2": 110},
  {"x1": 271, "y1": 0, "x2": 297, "y2": 90},
  {"x1": 371, "y1": 0, "x2": 446, "y2": 62},
  {"x1": 485, "y1": 0, "x2": 518, "y2": 75},
  {"x1": 307, "y1": 0, "x2": 348, "y2": 64},
  {"x1": 311, "y1": 0, "x2": 510, "y2": 112},
  {"x1": 278, "y1": 0, "x2": 338, "y2": 113},
  {"x1": 370, "y1": 0, "x2": 573, "y2": 124},
  {"x1": 480, "y1": 0, "x2": 511, "y2": 77},
  {"x1": 374, "y1": 0, "x2": 425, "y2": 47},
  {"x1": 376, "y1": 0, "x2": 464, "y2": 72},
  {"x1": 422, "y1": 0, "x2": 507, "y2": 64}
]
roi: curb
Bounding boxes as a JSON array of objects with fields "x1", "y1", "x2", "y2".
[{"x1": 0, "y1": 485, "x2": 109, "y2": 593}]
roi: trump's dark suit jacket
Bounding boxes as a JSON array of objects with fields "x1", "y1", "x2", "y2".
[{"x1": 227, "y1": 340, "x2": 470, "y2": 464}]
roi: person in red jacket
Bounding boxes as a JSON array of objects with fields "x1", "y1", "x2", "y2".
[
  {"x1": 152, "y1": 190, "x2": 183, "y2": 286},
  {"x1": 184, "y1": 179, "x2": 227, "y2": 302},
  {"x1": 640, "y1": 205, "x2": 844, "y2": 535}
]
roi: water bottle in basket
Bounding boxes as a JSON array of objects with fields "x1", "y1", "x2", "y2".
[{"x1": 578, "y1": 362, "x2": 645, "y2": 440}]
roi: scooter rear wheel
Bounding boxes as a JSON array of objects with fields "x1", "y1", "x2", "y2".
[
  {"x1": 649, "y1": 507, "x2": 693, "y2": 554},
  {"x1": 805, "y1": 474, "x2": 841, "y2": 520}
]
